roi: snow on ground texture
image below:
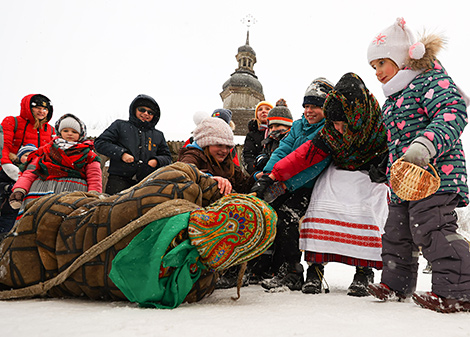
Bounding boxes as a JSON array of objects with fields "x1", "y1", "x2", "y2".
[
  {"x1": 1, "y1": 256, "x2": 470, "y2": 337},
  {"x1": 3, "y1": 207, "x2": 470, "y2": 336}
]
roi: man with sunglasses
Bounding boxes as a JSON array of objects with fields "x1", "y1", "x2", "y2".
[{"x1": 95, "y1": 94, "x2": 172, "y2": 194}]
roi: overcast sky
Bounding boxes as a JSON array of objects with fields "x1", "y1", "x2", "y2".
[{"x1": 0, "y1": 0, "x2": 468, "y2": 145}]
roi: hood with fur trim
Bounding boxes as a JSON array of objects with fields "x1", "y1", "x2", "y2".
[{"x1": 405, "y1": 34, "x2": 445, "y2": 71}]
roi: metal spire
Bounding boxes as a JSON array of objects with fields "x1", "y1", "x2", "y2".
[{"x1": 241, "y1": 14, "x2": 256, "y2": 45}]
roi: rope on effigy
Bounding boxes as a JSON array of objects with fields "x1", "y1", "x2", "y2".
[{"x1": 0, "y1": 198, "x2": 200, "y2": 300}]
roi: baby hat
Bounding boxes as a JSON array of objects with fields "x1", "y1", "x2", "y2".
[
  {"x1": 17, "y1": 143, "x2": 37, "y2": 160},
  {"x1": 58, "y1": 116, "x2": 81, "y2": 133},
  {"x1": 267, "y1": 99, "x2": 293, "y2": 127},
  {"x1": 303, "y1": 78, "x2": 334, "y2": 108},
  {"x1": 211, "y1": 108, "x2": 232, "y2": 124},
  {"x1": 55, "y1": 113, "x2": 87, "y2": 141},
  {"x1": 367, "y1": 17, "x2": 418, "y2": 69},
  {"x1": 193, "y1": 117, "x2": 235, "y2": 148}
]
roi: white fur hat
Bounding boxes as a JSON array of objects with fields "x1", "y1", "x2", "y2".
[
  {"x1": 193, "y1": 117, "x2": 235, "y2": 148},
  {"x1": 367, "y1": 17, "x2": 417, "y2": 69}
]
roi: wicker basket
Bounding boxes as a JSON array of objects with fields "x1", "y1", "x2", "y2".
[{"x1": 390, "y1": 158, "x2": 441, "y2": 201}]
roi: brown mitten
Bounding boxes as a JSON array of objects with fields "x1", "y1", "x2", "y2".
[{"x1": 9, "y1": 189, "x2": 26, "y2": 209}]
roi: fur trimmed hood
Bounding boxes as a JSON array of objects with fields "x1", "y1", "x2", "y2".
[{"x1": 405, "y1": 33, "x2": 445, "y2": 71}]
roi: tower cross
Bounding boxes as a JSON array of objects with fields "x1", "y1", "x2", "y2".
[{"x1": 241, "y1": 14, "x2": 257, "y2": 45}]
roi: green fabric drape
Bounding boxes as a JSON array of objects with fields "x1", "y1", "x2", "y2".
[{"x1": 109, "y1": 212, "x2": 204, "y2": 309}]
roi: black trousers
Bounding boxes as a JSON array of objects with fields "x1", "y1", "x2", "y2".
[
  {"x1": 105, "y1": 174, "x2": 138, "y2": 195},
  {"x1": 270, "y1": 187, "x2": 313, "y2": 272}
]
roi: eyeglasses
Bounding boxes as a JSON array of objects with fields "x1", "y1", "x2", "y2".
[
  {"x1": 31, "y1": 105, "x2": 48, "y2": 111},
  {"x1": 137, "y1": 107, "x2": 155, "y2": 115}
]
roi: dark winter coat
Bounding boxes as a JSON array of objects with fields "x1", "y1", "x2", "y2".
[
  {"x1": 242, "y1": 119, "x2": 266, "y2": 175},
  {"x1": 254, "y1": 129, "x2": 290, "y2": 172},
  {"x1": 0, "y1": 94, "x2": 55, "y2": 167},
  {"x1": 94, "y1": 95, "x2": 172, "y2": 182},
  {"x1": 178, "y1": 144, "x2": 254, "y2": 193}
]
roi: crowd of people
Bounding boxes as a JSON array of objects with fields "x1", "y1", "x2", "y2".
[{"x1": 1, "y1": 17, "x2": 470, "y2": 313}]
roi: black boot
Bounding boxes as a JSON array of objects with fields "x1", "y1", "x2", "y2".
[
  {"x1": 302, "y1": 264, "x2": 324, "y2": 294},
  {"x1": 215, "y1": 265, "x2": 248, "y2": 289},
  {"x1": 261, "y1": 262, "x2": 304, "y2": 291},
  {"x1": 347, "y1": 266, "x2": 374, "y2": 297},
  {"x1": 246, "y1": 253, "x2": 274, "y2": 285}
]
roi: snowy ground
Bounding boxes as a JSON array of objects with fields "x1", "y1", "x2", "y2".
[
  {"x1": 2, "y1": 209, "x2": 470, "y2": 337},
  {"x1": 1, "y1": 255, "x2": 470, "y2": 337}
]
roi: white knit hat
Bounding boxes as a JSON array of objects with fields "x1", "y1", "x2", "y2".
[
  {"x1": 193, "y1": 117, "x2": 235, "y2": 148},
  {"x1": 58, "y1": 116, "x2": 81, "y2": 133},
  {"x1": 367, "y1": 17, "x2": 417, "y2": 69}
]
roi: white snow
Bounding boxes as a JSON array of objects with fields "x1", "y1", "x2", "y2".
[{"x1": 1, "y1": 255, "x2": 470, "y2": 337}]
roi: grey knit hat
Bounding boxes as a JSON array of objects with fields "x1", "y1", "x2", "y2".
[
  {"x1": 58, "y1": 116, "x2": 81, "y2": 134},
  {"x1": 55, "y1": 113, "x2": 87, "y2": 141},
  {"x1": 193, "y1": 117, "x2": 235, "y2": 148},
  {"x1": 211, "y1": 108, "x2": 232, "y2": 124},
  {"x1": 267, "y1": 99, "x2": 293, "y2": 127},
  {"x1": 303, "y1": 77, "x2": 334, "y2": 108}
]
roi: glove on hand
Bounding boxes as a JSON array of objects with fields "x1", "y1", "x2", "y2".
[
  {"x1": 254, "y1": 154, "x2": 269, "y2": 172},
  {"x1": 369, "y1": 153, "x2": 388, "y2": 184},
  {"x1": 250, "y1": 174, "x2": 275, "y2": 200},
  {"x1": 9, "y1": 189, "x2": 25, "y2": 209},
  {"x1": 402, "y1": 141, "x2": 431, "y2": 167}
]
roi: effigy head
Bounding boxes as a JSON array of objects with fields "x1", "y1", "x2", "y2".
[{"x1": 188, "y1": 193, "x2": 277, "y2": 271}]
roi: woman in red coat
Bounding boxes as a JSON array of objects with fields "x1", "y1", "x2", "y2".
[{"x1": 0, "y1": 94, "x2": 55, "y2": 236}]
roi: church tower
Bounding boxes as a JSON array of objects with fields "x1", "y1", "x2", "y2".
[{"x1": 220, "y1": 17, "x2": 265, "y2": 136}]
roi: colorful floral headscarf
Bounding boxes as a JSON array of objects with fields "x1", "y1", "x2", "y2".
[
  {"x1": 320, "y1": 72, "x2": 388, "y2": 170},
  {"x1": 188, "y1": 193, "x2": 277, "y2": 271}
]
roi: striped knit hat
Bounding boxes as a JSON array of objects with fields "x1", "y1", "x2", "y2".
[
  {"x1": 267, "y1": 99, "x2": 293, "y2": 127},
  {"x1": 17, "y1": 144, "x2": 37, "y2": 161}
]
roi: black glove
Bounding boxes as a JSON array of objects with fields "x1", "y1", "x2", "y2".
[
  {"x1": 255, "y1": 154, "x2": 269, "y2": 171},
  {"x1": 250, "y1": 174, "x2": 275, "y2": 200},
  {"x1": 369, "y1": 165, "x2": 387, "y2": 183},
  {"x1": 369, "y1": 152, "x2": 389, "y2": 183},
  {"x1": 9, "y1": 189, "x2": 25, "y2": 209}
]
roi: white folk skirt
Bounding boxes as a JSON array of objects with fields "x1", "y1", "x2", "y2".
[{"x1": 300, "y1": 164, "x2": 389, "y2": 262}]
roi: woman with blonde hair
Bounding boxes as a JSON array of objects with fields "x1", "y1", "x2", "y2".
[{"x1": 242, "y1": 101, "x2": 273, "y2": 175}]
